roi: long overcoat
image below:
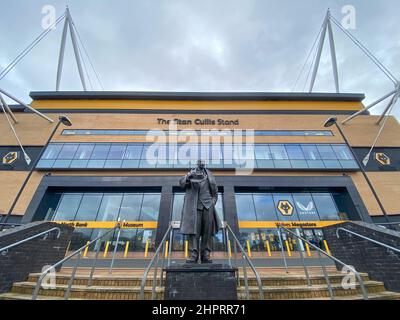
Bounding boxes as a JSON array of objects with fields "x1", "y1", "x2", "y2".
[{"x1": 178, "y1": 168, "x2": 223, "y2": 236}]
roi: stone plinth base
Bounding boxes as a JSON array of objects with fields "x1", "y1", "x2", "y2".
[{"x1": 164, "y1": 264, "x2": 238, "y2": 300}]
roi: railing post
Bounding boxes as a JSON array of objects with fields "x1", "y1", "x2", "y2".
[
  {"x1": 167, "y1": 228, "x2": 173, "y2": 267},
  {"x1": 225, "y1": 227, "x2": 232, "y2": 268},
  {"x1": 317, "y1": 250, "x2": 334, "y2": 299},
  {"x1": 88, "y1": 238, "x2": 102, "y2": 287},
  {"x1": 297, "y1": 228, "x2": 311, "y2": 286},
  {"x1": 64, "y1": 251, "x2": 82, "y2": 300},
  {"x1": 152, "y1": 253, "x2": 160, "y2": 300},
  {"x1": 277, "y1": 228, "x2": 289, "y2": 273},
  {"x1": 241, "y1": 254, "x2": 250, "y2": 300},
  {"x1": 109, "y1": 224, "x2": 122, "y2": 274}
]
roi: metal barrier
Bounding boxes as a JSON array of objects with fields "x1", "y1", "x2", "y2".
[
  {"x1": 278, "y1": 226, "x2": 369, "y2": 300},
  {"x1": 139, "y1": 223, "x2": 173, "y2": 300},
  {"x1": 0, "y1": 227, "x2": 61, "y2": 254},
  {"x1": 375, "y1": 222, "x2": 400, "y2": 232},
  {"x1": 223, "y1": 223, "x2": 264, "y2": 300},
  {"x1": 336, "y1": 227, "x2": 400, "y2": 254},
  {"x1": 139, "y1": 221, "x2": 264, "y2": 300},
  {"x1": 0, "y1": 222, "x2": 22, "y2": 231},
  {"x1": 32, "y1": 223, "x2": 121, "y2": 300}
]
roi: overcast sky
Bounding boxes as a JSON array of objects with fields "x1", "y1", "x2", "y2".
[{"x1": 0, "y1": 0, "x2": 399, "y2": 119}]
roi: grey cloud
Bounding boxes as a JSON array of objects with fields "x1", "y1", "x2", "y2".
[{"x1": 0, "y1": 0, "x2": 399, "y2": 119}]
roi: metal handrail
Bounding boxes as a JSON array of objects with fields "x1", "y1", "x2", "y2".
[
  {"x1": 278, "y1": 226, "x2": 369, "y2": 300},
  {"x1": 139, "y1": 224, "x2": 173, "y2": 300},
  {"x1": 32, "y1": 223, "x2": 121, "y2": 300},
  {"x1": 0, "y1": 227, "x2": 61, "y2": 254},
  {"x1": 224, "y1": 224, "x2": 264, "y2": 300},
  {"x1": 0, "y1": 222, "x2": 22, "y2": 229},
  {"x1": 337, "y1": 227, "x2": 400, "y2": 254}
]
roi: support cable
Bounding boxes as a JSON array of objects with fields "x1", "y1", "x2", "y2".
[
  {"x1": 75, "y1": 33, "x2": 94, "y2": 90},
  {"x1": 292, "y1": 24, "x2": 324, "y2": 92},
  {"x1": 71, "y1": 22, "x2": 104, "y2": 90},
  {"x1": 0, "y1": 96, "x2": 31, "y2": 165},
  {"x1": 330, "y1": 16, "x2": 398, "y2": 84},
  {"x1": 302, "y1": 35, "x2": 321, "y2": 92},
  {"x1": 362, "y1": 91, "x2": 399, "y2": 166},
  {"x1": 0, "y1": 13, "x2": 66, "y2": 81}
]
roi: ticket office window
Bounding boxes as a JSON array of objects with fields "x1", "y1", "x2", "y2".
[{"x1": 50, "y1": 191, "x2": 161, "y2": 251}]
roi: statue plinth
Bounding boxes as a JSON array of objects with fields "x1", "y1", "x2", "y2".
[{"x1": 163, "y1": 264, "x2": 238, "y2": 300}]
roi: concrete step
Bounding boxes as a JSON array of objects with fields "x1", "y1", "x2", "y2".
[
  {"x1": 1, "y1": 288, "x2": 399, "y2": 301},
  {"x1": 6, "y1": 279, "x2": 386, "y2": 300},
  {"x1": 237, "y1": 281, "x2": 387, "y2": 299},
  {"x1": 25, "y1": 272, "x2": 370, "y2": 288}
]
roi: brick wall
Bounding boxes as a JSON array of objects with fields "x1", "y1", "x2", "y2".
[
  {"x1": 0, "y1": 222, "x2": 73, "y2": 293},
  {"x1": 323, "y1": 221, "x2": 400, "y2": 292}
]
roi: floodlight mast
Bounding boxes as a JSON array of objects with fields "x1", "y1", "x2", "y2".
[{"x1": 56, "y1": 6, "x2": 87, "y2": 91}]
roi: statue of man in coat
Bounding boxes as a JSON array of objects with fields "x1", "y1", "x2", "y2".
[{"x1": 179, "y1": 160, "x2": 222, "y2": 263}]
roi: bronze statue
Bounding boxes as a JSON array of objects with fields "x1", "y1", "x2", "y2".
[{"x1": 179, "y1": 160, "x2": 222, "y2": 263}]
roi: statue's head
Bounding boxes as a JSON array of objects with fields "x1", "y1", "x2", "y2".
[{"x1": 197, "y1": 159, "x2": 206, "y2": 170}]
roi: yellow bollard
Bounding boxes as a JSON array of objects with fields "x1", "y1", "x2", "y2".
[
  {"x1": 83, "y1": 241, "x2": 90, "y2": 257},
  {"x1": 124, "y1": 241, "x2": 130, "y2": 258},
  {"x1": 144, "y1": 239, "x2": 149, "y2": 258},
  {"x1": 323, "y1": 240, "x2": 331, "y2": 256},
  {"x1": 305, "y1": 242, "x2": 311, "y2": 257},
  {"x1": 184, "y1": 240, "x2": 188, "y2": 258},
  {"x1": 285, "y1": 240, "x2": 292, "y2": 257},
  {"x1": 227, "y1": 240, "x2": 232, "y2": 258},
  {"x1": 103, "y1": 241, "x2": 110, "y2": 258},
  {"x1": 246, "y1": 240, "x2": 252, "y2": 257},
  {"x1": 265, "y1": 240, "x2": 271, "y2": 257},
  {"x1": 164, "y1": 240, "x2": 169, "y2": 258}
]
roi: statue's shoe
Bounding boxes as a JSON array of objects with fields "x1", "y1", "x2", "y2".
[
  {"x1": 200, "y1": 258, "x2": 212, "y2": 264},
  {"x1": 186, "y1": 257, "x2": 199, "y2": 264}
]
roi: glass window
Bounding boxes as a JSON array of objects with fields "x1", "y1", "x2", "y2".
[
  {"x1": 104, "y1": 160, "x2": 122, "y2": 168},
  {"x1": 53, "y1": 159, "x2": 72, "y2": 168},
  {"x1": 74, "y1": 193, "x2": 102, "y2": 221},
  {"x1": 91, "y1": 144, "x2": 110, "y2": 159},
  {"x1": 42, "y1": 144, "x2": 63, "y2": 159},
  {"x1": 52, "y1": 193, "x2": 82, "y2": 220},
  {"x1": 254, "y1": 145, "x2": 271, "y2": 160},
  {"x1": 332, "y1": 145, "x2": 353, "y2": 160},
  {"x1": 312, "y1": 193, "x2": 340, "y2": 220},
  {"x1": 97, "y1": 194, "x2": 123, "y2": 221},
  {"x1": 285, "y1": 145, "x2": 305, "y2": 159},
  {"x1": 270, "y1": 145, "x2": 289, "y2": 160},
  {"x1": 292, "y1": 193, "x2": 319, "y2": 221},
  {"x1": 253, "y1": 194, "x2": 277, "y2": 221},
  {"x1": 119, "y1": 194, "x2": 143, "y2": 221},
  {"x1": 272, "y1": 193, "x2": 299, "y2": 221},
  {"x1": 124, "y1": 145, "x2": 143, "y2": 160},
  {"x1": 74, "y1": 144, "x2": 94, "y2": 160},
  {"x1": 140, "y1": 194, "x2": 161, "y2": 221},
  {"x1": 301, "y1": 145, "x2": 321, "y2": 160},
  {"x1": 172, "y1": 193, "x2": 185, "y2": 221},
  {"x1": 215, "y1": 192, "x2": 224, "y2": 221},
  {"x1": 235, "y1": 194, "x2": 256, "y2": 221},
  {"x1": 58, "y1": 144, "x2": 79, "y2": 159},
  {"x1": 87, "y1": 159, "x2": 105, "y2": 168},
  {"x1": 107, "y1": 144, "x2": 127, "y2": 160},
  {"x1": 316, "y1": 145, "x2": 337, "y2": 160},
  {"x1": 39, "y1": 142, "x2": 359, "y2": 171}
]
